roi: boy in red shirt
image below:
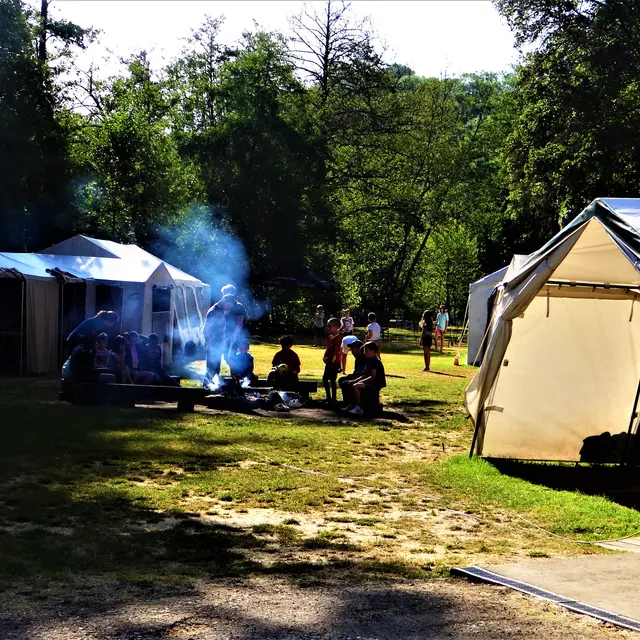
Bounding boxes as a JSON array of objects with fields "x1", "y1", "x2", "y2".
[
  {"x1": 267, "y1": 335, "x2": 301, "y2": 390},
  {"x1": 323, "y1": 318, "x2": 342, "y2": 405}
]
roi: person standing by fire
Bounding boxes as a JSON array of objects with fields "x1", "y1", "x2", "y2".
[{"x1": 203, "y1": 285, "x2": 245, "y2": 386}]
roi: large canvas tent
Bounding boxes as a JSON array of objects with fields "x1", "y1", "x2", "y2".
[
  {"x1": 466, "y1": 198, "x2": 640, "y2": 463},
  {"x1": 40, "y1": 236, "x2": 211, "y2": 365},
  {"x1": 1, "y1": 236, "x2": 210, "y2": 374}
]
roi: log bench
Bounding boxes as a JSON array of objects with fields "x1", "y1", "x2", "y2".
[
  {"x1": 59, "y1": 378, "x2": 318, "y2": 412},
  {"x1": 220, "y1": 377, "x2": 317, "y2": 394}
]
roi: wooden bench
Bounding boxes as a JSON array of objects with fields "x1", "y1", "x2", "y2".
[
  {"x1": 221, "y1": 377, "x2": 317, "y2": 394},
  {"x1": 60, "y1": 377, "x2": 318, "y2": 412}
]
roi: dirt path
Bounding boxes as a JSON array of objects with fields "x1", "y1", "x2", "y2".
[{"x1": 1, "y1": 577, "x2": 632, "y2": 639}]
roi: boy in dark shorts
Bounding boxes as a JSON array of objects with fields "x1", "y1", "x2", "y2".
[
  {"x1": 147, "y1": 333, "x2": 180, "y2": 386},
  {"x1": 339, "y1": 339, "x2": 366, "y2": 410},
  {"x1": 350, "y1": 341, "x2": 386, "y2": 415},
  {"x1": 268, "y1": 335, "x2": 301, "y2": 390},
  {"x1": 322, "y1": 318, "x2": 342, "y2": 405}
]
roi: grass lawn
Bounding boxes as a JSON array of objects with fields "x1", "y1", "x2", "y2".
[{"x1": 1, "y1": 340, "x2": 640, "y2": 603}]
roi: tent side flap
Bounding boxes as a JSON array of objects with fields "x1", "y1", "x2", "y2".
[{"x1": 467, "y1": 265, "x2": 509, "y2": 365}]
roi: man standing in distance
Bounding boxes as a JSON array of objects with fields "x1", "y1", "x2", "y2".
[{"x1": 435, "y1": 304, "x2": 449, "y2": 354}]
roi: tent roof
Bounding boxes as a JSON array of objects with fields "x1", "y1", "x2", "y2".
[
  {"x1": 37, "y1": 235, "x2": 205, "y2": 286},
  {"x1": 39, "y1": 253, "x2": 162, "y2": 283},
  {"x1": 0, "y1": 253, "x2": 58, "y2": 280},
  {"x1": 503, "y1": 198, "x2": 640, "y2": 289}
]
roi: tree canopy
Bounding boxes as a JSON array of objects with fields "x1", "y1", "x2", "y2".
[{"x1": 3, "y1": 0, "x2": 636, "y2": 325}]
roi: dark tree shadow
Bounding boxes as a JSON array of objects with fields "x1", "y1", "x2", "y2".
[{"x1": 488, "y1": 458, "x2": 640, "y2": 511}]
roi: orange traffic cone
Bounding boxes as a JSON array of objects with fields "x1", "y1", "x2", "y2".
[{"x1": 453, "y1": 350, "x2": 460, "y2": 366}]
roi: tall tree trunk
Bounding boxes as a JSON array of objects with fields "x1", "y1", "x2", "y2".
[{"x1": 38, "y1": 0, "x2": 48, "y2": 62}]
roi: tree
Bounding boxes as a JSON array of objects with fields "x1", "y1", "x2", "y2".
[
  {"x1": 331, "y1": 73, "x2": 506, "y2": 314},
  {"x1": 166, "y1": 26, "x2": 328, "y2": 277},
  {"x1": 72, "y1": 53, "x2": 199, "y2": 243},
  {"x1": 406, "y1": 222, "x2": 480, "y2": 319},
  {"x1": 495, "y1": 0, "x2": 640, "y2": 251},
  {"x1": 289, "y1": 0, "x2": 381, "y2": 102},
  {"x1": 0, "y1": 0, "x2": 77, "y2": 250}
]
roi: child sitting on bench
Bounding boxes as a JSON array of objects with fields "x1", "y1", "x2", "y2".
[
  {"x1": 94, "y1": 332, "x2": 116, "y2": 374},
  {"x1": 339, "y1": 339, "x2": 366, "y2": 410},
  {"x1": 147, "y1": 333, "x2": 180, "y2": 386},
  {"x1": 349, "y1": 341, "x2": 386, "y2": 416},
  {"x1": 268, "y1": 335, "x2": 301, "y2": 390},
  {"x1": 230, "y1": 341, "x2": 258, "y2": 386}
]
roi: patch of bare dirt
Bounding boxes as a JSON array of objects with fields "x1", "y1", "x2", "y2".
[{"x1": 0, "y1": 577, "x2": 632, "y2": 639}]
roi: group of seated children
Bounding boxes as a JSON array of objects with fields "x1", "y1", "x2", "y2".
[
  {"x1": 265, "y1": 316, "x2": 385, "y2": 415},
  {"x1": 322, "y1": 316, "x2": 386, "y2": 414},
  {"x1": 65, "y1": 331, "x2": 176, "y2": 386}
]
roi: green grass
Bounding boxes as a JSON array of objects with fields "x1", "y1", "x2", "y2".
[
  {"x1": 425, "y1": 456, "x2": 640, "y2": 541},
  {"x1": 1, "y1": 343, "x2": 639, "y2": 601}
]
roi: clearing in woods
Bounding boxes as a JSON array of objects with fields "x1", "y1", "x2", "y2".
[{"x1": 1, "y1": 341, "x2": 638, "y2": 638}]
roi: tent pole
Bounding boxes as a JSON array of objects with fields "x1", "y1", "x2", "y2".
[
  {"x1": 469, "y1": 409, "x2": 483, "y2": 458},
  {"x1": 623, "y1": 376, "x2": 640, "y2": 465},
  {"x1": 59, "y1": 282, "x2": 65, "y2": 369},
  {"x1": 19, "y1": 280, "x2": 25, "y2": 377}
]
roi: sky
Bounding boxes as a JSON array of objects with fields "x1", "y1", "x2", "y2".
[{"x1": 48, "y1": 0, "x2": 521, "y2": 79}]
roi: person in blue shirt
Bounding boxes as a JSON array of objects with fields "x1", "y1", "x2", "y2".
[
  {"x1": 435, "y1": 304, "x2": 449, "y2": 354},
  {"x1": 68, "y1": 310, "x2": 119, "y2": 348},
  {"x1": 230, "y1": 340, "x2": 257, "y2": 385}
]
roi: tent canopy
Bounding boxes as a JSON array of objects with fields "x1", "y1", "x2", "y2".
[
  {"x1": 0, "y1": 253, "x2": 56, "y2": 281},
  {"x1": 466, "y1": 198, "x2": 640, "y2": 462},
  {"x1": 40, "y1": 235, "x2": 204, "y2": 285}
]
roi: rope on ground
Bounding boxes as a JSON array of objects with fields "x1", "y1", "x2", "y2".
[{"x1": 236, "y1": 446, "x2": 640, "y2": 547}]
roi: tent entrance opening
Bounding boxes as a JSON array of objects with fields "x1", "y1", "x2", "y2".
[
  {"x1": 0, "y1": 279, "x2": 24, "y2": 375},
  {"x1": 152, "y1": 286, "x2": 172, "y2": 361},
  {"x1": 95, "y1": 284, "x2": 123, "y2": 316}
]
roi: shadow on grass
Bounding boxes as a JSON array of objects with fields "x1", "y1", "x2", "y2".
[
  {"x1": 0, "y1": 377, "x2": 451, "y2": 638},
  {"x1": 489, "y1": 458, "x2": 640, "y2": 511}
]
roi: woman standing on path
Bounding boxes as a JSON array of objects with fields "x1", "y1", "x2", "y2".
[{"x1": 419, "y1": 310, "x2": 434, "y2": 372}]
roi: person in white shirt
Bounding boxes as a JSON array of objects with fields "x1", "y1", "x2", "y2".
[
  {"x1": 365, "y1": 312, "x2": 382, "y2": 356},
  {"x1": 313, "y1": 305, "x2": 325, "y2": 347},
  {"x1": 340, "y1": 309, "x2": 354, "y2": 336},
  {"x1": 435, "y1": 304, "x2": 449, "y2": 353},
  {"x1": 340, "y1": 334, "x2": 359, "y2": 373}
]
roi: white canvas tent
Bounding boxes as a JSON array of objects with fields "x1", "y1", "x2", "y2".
[
  {"x1": 0, "y1": 236, "x2": 210, "y2": 374},
  {"x1": 466, "y1": 198, "x2": 640, "y2": 463},
  {"x1": 467, "y1": 256, "x2": 529, "y2": 365},
  {"x1": 40, "y1": 236, "x2": 211, "y2": 364}
]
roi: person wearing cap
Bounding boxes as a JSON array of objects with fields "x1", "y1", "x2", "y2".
[
  {"x1": 339, "y1": 339, "x2": 366, "y2": 409},
  {"x1": 340, "y1": 334, "x2": 359, "y2": 374}
]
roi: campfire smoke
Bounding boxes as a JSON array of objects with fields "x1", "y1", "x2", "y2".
[{"x1": 152, "y1": 205, "x2": 270, "y2": 322}]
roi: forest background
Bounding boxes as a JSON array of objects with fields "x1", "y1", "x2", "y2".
[{"x1": 3, "y1": 0, "x2": 639, "y2": 328}]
